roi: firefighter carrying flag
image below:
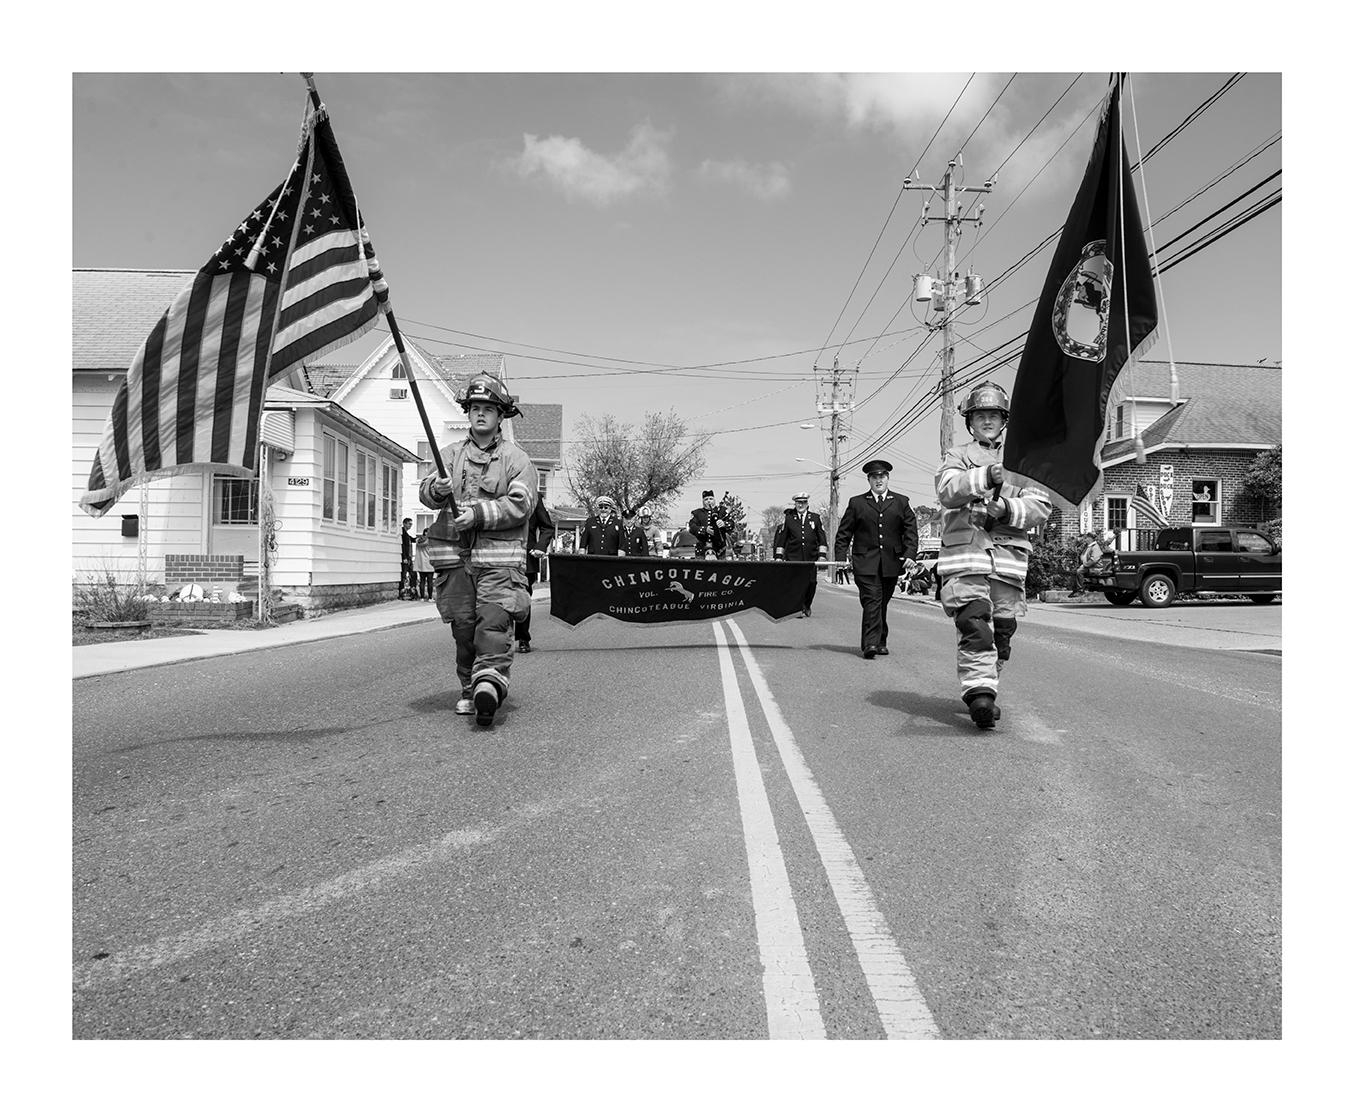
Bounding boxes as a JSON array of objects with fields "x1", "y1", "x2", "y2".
[{"x1": 1003, "y1": 76, "x2": 1159, "y2": 507}]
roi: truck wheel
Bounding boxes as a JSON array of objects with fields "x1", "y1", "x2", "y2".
[
  {"x1": 1140, "y1": 574, "x2": 1176, "y2": 608},
  {"x1": 1105, "y1": 589, "x2": 1136, "y2": 606},
  {"x1": 1247, "y1": 594, "x2": 1278, "y2": 604}
]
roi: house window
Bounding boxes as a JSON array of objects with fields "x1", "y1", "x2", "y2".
[
  {"x1": 417, "y1": 439, "x2": 435, "y2": 483},
  {"x1": 355, "y1": 449, "x2": 379, "y2": 528},
  {"x1": 323, "y1": 432, "x2": 349, "y2": 524},
  {"x1": 1106, "y1": 496, "x2": 1128, "y2": 534},
  {"x1": 537, "y1": 468, "x2": 548, "y2": 498},
  {"x1": 1114, "y1": 404, "x2": 1125, "y2": 439},
  {"x1": 390, "y1": 387, "x2": 408, "y2": 400},
  {"x1": 213, "y1": 476, "x2": 258, "y2": 525},
  {"x1": 382, "y1": 463, "x2": 398, "y2": 530},
  {"x1": 1192, "y1": 479, "x2": 1220, "y2": 524},
  {"x1": 365, "y1": 453, "x2": 378, "y2": 528},
  {"x1": 416, "y1": 512, "x2": 434, "y2": 533},
  {"x1": 391, "y1": 363, "x2": 406, "y2": 379}
]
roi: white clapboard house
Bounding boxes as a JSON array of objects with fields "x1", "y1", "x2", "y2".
[{"x1": 73, "y1": 268, "x2": 419, "y2": 615}]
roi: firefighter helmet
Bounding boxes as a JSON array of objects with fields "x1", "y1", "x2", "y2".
[
  {"x1": 459, "y1": 374, "x2": 520, "y2": 418},
  {"x1": 958, "y1": 381, "x2": 1010, "y2": 419}
]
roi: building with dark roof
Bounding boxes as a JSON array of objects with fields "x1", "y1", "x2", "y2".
[{"x1": 1066, "y1": 360, "x2": 1281, "y2": 549}]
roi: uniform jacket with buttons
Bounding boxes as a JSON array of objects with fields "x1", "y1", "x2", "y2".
[
  {"x1": 774, "y1": 510, "x2": 828, "y2": 561},
  {"x1": 418, "y1": 433, "x2": 535, "y2": 569},
  {"x1": 524, "y1": 500, "x2": 556, "y2": 578},
  {"x1": 580, "y1": 513, "x2": 622, "y2": 555},
  {"x1": 688, "y1": 506, "x2": 732, "y2": 556},
  {"x1": 834, "y1": 491, "x2": 919, "y2": 577},
  {"x1": 620, "y1": 524, "x2": 649, "y2": 556},
  {"x1": 934, "y1": 437, "x2": 1052, "y2": 585}
]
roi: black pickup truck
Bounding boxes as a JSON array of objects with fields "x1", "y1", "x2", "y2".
[{"x1": 1086, "y1": 525, "x2": 1282, "y2": 608}]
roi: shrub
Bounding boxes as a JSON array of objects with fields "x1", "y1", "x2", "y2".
[
  {"x1": 74, "y1": 566, "x2": 153, "y2": 623},
  {"x1": 1260, "y1": 518, "x2": 1281, "y2": 544},
  {"x1": 1026, "y1": 531, "x2": 1083, "y2": 596}
]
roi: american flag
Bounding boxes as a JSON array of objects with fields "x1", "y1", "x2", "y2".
[
  {"x1": 80, "y1": 108, "x2": 388, "y2": 517},
  {"x1": 1131, "y1": 483, "x2": 1168, "y2": 528}
]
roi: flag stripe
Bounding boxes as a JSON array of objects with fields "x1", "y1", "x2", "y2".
[
  {"x1": 109, "y1": 374, "x2": 133, "y2": 483},
  {"x1": 272, "y1": 297, "x2": 379, "y2": 374},
  {"x1": 139, "y1": 315, "x2": 168, "y2": 473},
  {"x1": 286, "y1": 241, "x2": 361, "y2": 287},
  {"x1": 278, "y1": 273, "x2": 372, "y2": 332},
  {"x1": 243, "y1": 279, "x2": 280, "y2": 472},
  {"x1": 211, "y1": 270, "x2": 254, "y2": 462},
  {"x1": 175, "y1": 273, "x2": 215, "y2": 463}
]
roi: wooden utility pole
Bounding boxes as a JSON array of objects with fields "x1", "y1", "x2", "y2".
[{"x1": 904, "y1": 160, "x2": 992, "y2": 456}]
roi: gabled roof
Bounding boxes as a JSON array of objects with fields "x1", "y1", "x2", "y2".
[
  {"x1": 1102, "y1": 360, "x2": 1281, "y2": 462},
  {"x1": 73, "y1": 268, "x2": 194, "y2": 369},
  {"x1": 302, "y1": 339, "x2": 506, "y2": 403},
  {"x1": 263, "y1": 384, "x2": 420, "y2": 463},
  {"x1": 512, "y1": 403, "x2": 563, "y2": 465}
]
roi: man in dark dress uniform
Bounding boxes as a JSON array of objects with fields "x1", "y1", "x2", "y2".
[
  {"x1": 620, "y1": 510, "x2": 649, "y2": 556},
  {"x1": 774, "y1": 491, "x2": 828, "y2": 617},
  {"x1": 688, "y1": 490, "x2": 732, "y2": 559},
  {"x1": 514, "y1": 499, "x2": 556, "y2": 654},
  {"x1": 834, "y1": 460, "x2": 919, "y2": 659},
  {"x1": 580, "y1": 495, "x2": 623, "y2": 555}
]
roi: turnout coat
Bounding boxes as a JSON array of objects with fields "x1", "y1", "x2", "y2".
[
  {"x1": 774, "y1": 509, "x2": 828, "y2": 561},
  {"x1": 934, "y1": 437, "x2": 1052, "y2": 586},
  {"x1": 833, "y1": 491, "x2": 919, "y2": 578}
]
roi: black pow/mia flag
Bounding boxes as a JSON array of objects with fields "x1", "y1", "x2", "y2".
[
  {"x1": 548, "y1": 554, "x2": 818, "y2": 626},
  {"x1": 1004, "y1": 77, "x2": 1159, "y2": 506}
]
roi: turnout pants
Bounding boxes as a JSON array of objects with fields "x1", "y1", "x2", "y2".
[
  {"x1": 940, "y1": 572, "x2": 1026, "y2": 700},
  {"x1": 434, "y1": 564, "x2": 531, "y2": 699},
  {"x1": 514, "y1": 568, "x2": 539, "y2": 645},
  {"x1": 855, "y1": 573, "x2": 899, "y2": 651}
]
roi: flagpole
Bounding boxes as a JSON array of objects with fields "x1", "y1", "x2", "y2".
[
  {"x1": 1125, "y1": 73, "x2": 1181, "y2": 407},
  {"x1": 252, "y1": 103, "x2": 319, "y2": 624},
  {"x1": 1114, "y1": 73, "x2": 1148, "y2": 467},
  {"x1": 300, "y1": 74, "x2": 451, "y2": 491}
]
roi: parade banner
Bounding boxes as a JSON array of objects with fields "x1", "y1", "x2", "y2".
[{"x1": 548, "y1": 554, "x2": 818, "y2": 626}]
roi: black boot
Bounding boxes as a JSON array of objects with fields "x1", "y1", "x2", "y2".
[
  {"x1": 965, "y1": 690, "x2": 999, "y2": 729},
  {"x1": 473, "y1": 680, "x2": 500, "y2": 726}
]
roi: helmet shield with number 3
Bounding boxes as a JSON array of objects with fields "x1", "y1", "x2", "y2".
[{"x1": 459, "y1": 374, "x2": 520, "y2": 418}]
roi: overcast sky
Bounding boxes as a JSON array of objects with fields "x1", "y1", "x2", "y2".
[{"x1": 72, "y1": 70, "x2": 1280, "y2": 522}]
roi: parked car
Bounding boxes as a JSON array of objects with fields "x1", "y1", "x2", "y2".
[
  {"x1": 667, "y1": 528, "x2": 698, "y2": 560},
  {"x1": 1086, "y1": 525, "x2": 1281, "y2": 608}
]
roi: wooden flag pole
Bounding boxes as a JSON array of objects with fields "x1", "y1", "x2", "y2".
[{"x1": 300, "y1": 74, "x2": 451, "y2": 493}]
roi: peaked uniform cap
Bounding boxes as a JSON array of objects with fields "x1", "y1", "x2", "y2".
[
  {"x1": 861, "y1": 459, "x2": 893, "y2": 476},
  {"x1": 792, "y1": 492, "x2": 810, "y2": 501}
]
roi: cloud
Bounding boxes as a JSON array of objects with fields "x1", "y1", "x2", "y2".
[
  {"x1": 509, "y1": 121, "x2": 672, "y2": 205},
  {"x1": 697, "y1": 158, "x2": 791, "y2": 200}
]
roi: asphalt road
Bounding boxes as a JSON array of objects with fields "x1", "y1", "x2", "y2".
[{"x1": 72, "y1": 584, "x2": 1280, "y2": 1039}]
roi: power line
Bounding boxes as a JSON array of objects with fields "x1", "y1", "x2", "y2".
[{"x1": 813, "y1": 74, "x2": 976, "y2": 363}]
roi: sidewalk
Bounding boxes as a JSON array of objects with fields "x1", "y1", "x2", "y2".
[{"x1": 74, "y1": 599, "x2": 441, "y2": 680}]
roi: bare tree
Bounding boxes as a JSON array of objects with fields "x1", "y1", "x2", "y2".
[
  {"x1": 566, "y1": 409, "x2": 709, "y2": 518},
  {"x1": 760, "y1": 504, "x2": 786, "y2": 537}
]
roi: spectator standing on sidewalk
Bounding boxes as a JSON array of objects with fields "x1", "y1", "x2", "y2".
[
  {"x1": 515, "y1": 500, "x2": 556, "y2": 654},
  {"x1": 413, "y1": 528, "x2": 434, "y2": 599},
  {"x1": 400, "y1": 517, "x2": 417, "y2": 598}
]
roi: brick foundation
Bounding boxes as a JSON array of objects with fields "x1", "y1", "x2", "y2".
[
  {"x1": 150, "y1": 600, "x2": 255, "y2": 627},
  {"x1": 281, "y1": 581, "x2": 399, "y2": 618}
]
